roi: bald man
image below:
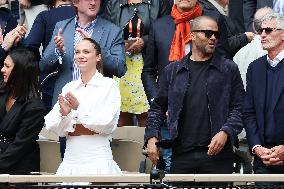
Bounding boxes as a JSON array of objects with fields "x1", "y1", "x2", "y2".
[{"x1": 145, "y1": 16, "x2": 244, "y2": 174}]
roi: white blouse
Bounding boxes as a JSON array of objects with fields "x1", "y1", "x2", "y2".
[{"x1": 44, "y1": 72, "x2": 121, "y2": 138}]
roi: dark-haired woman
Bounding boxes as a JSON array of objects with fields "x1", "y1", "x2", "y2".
[
  {"x1": 0, "y1": 47, "x2": 46, "y2": 174},
  {"x1": 45, "y1": 38, "x2": 122, "y2": 175}
]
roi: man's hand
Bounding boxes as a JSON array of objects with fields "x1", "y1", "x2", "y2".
[
  {"x1": 2, "y1": 25, "x2": 27, "y2": 51},
  {"x1": 58, "y1": 94, "x2": 71, "y2": 116},
  {"x1": 208, "y1": 131, "x2": 228, "y2": 155},
  {"x1": 76, "y1": 28, "x2": 91, "y2": 38},
  {"x1": 254, "y1": 146, "x2": 272, "y2": 158},
  {"x1": 245, "y1": 32, "x2": 255, "y2": 43},
  {"x1": 64, "y1": 92, "x2": 79, "y2": 110},
  {"x1": 54, "y1": 28, "x2": 65, "y2": 53},
  {"x1": 261, "y1": 145, "x2": 284, "y2": 166},
  {"x1": 147, "y1": 137, "x2": 159, "y2": 166},
  {"x1": 20, "y1": 0, "x2": 31, "y2": 9},
  {"x1": 127, "y1": 37, "x2": 144, "y2": 54}
]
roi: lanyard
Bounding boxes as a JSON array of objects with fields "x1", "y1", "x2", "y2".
[{"x1": 128, "y1": 17, "x2": 141, "y2": 38}]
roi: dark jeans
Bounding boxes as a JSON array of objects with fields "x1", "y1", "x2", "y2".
[
  {"x1": 160, "y1": 121, "x2": 172, "y2": 173},
  {"x1": 171, "y1": 148, "x2": 234, "y2": 174},
  {"x1": 170, "y1": 148, "x2": 233, "y2": 187},
  {"x1": 253, "y1": 157, "x2": 284, "y2": 186}
]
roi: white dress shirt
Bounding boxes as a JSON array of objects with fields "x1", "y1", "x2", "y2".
[
  {"x1": 267, "y1": 49, "x2": 284, "y2": 67},
  {"x1": 45, "y1": 71, "x2": 121, "y2": 138}
]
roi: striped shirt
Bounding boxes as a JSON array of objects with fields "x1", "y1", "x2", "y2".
[{"x1": 72, "y1": 17, "x2": 97, "y2": 81}]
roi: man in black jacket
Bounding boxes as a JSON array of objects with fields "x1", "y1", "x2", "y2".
[{"x1": 145, "y1": 15, "x2": 244, "y2": 174}]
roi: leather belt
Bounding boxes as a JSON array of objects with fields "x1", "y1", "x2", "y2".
[{"x1": 69, "y1": 124, "x2": 97, "y2": 136}]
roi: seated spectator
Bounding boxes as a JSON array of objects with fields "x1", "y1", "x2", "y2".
[
  {"x1": 45, "y1": 38, "x2": 122, "y2": 175},
  {"x1": 0, "y1": 47, "x2": 46, "y2": 174}
]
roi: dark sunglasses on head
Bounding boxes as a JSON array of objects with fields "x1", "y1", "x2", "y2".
[
  {"x1": 256, "y1": 27, "x2": 283, "y2": 35},
  {"x1": 191, "y1": 30, "x2": 220, "y2": 39}
]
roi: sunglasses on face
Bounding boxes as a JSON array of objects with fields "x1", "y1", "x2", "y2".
[
  {"x1": 191, "y1": 30, "x2": 220, "y2": 39},
  {"x1": 256, "y1": 27, "x2": 283, "y2": 35}
]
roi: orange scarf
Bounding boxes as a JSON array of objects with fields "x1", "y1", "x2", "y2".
[{"x1": 169, "y1": 4, "x2": 202, "y2": 62}]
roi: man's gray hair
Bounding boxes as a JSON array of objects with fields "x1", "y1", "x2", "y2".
[
  {"x1": 253, "y1": 7, "x2": 274, "y2": 32},
  {"x1": 261, "y1": 12, "x2": 284, "y2": 29}
]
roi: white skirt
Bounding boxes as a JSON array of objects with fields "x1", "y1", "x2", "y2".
[{"x1": 56, "y1": 135, "x2": 122, "y2": 175}]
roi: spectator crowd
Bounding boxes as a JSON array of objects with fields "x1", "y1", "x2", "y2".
[{"x1": 0, "y1": 0, "x2": 284, "y2": 186}]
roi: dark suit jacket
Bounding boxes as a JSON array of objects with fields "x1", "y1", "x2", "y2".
[
  {"x1": 0, "y1": 92, "x2": 46, "y2": 174},
  {"x1": 0, "y1": 7, "x2": 18, "y2": 37},
  {"x1": 142, "y1": 15, "x2": 175, "y2": 100},
  {"x1": 229, "y1": 0, "x2": 245, "y2": 33},
  {"x1": 243, "y1": 0, "x2": 273, "y2": 31},
  {"x1": 243, "y1": 56, "x2": 284, "y2": 152},
  {"x1": 24, "y1": 6, "x2": 75, "y2": 52}
]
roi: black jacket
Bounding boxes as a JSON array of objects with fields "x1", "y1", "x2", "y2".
[
  {"x1": 144, "y1": 54, "x2": 244, "y2": 150},
  {"x1": 0, "y1": 92, "x2": 46, "y2": 174},
  {"x1": 104, "y1": 0, "x2": 170, "y2": 47}
]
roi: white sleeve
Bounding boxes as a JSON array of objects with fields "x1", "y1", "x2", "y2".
[
  {"x1": 44, "y1": 85, "x2": 76, "y2": 137},
  {"x1": 71, "y1": 81, "x2": 121, "y2": 135}
]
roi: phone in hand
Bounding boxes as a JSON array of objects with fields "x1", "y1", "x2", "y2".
[{"x1": 9, "y1": 0, "x2": 20, "y2": 20}]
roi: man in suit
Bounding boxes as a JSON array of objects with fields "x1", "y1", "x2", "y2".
[
  {"x1": 243, "y1": 0, "x2": 284, "y2": 31},
  {"x1": 145, "y1": 15, "x2": 244, "y2": 174},
  {"x1": 244, "y1": 12, "x2": 284, "y2": 179},
  {"x1": 40, "y1": 0, "x2": 126, "y2": 106}
]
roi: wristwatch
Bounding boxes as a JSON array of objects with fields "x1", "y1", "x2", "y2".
[{"x1": 0, "y1": 43, "x2": 7, "y2": 51}]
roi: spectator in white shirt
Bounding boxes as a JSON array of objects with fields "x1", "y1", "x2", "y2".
[{"x1": 45, "y1": 38, "x2": 122, "y2": 176}]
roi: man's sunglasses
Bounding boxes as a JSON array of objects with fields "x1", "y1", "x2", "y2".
[
  {"x1": 256, "y1": 27, "x2": 283, "y2": 35},
  {"x1": 191, "y1": 30, "x2": 220, "y2": 39}
]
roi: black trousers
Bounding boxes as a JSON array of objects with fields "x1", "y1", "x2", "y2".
[
  {"x1": 170, "y1": 148, "x2": 233, "y2": 187},
  {"x1": 171, "y1": 148, "x2": 233, "y2": 174},
  {"x1": 253, "y1": 157, "x2": 284, "y2": 186}
]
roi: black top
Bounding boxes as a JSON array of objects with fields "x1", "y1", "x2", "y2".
[
  {"x1": 174, "y1": 58, "x2": 211, "y2": 153},
  {"x1": 123, "y1": 12, "x2": 144, "y2": 40},
  {"x1": 0, "y1": 91, "x2": 46, "y2": 174},
  {"x1": 264, "y1": 61, "x2": 283, "y2": 145}
]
